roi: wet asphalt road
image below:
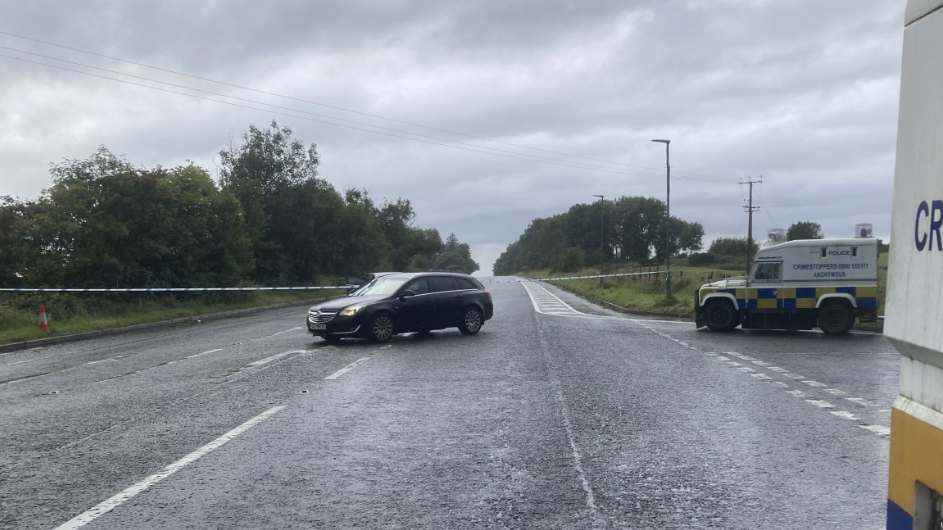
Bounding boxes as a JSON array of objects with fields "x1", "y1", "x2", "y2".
[{"x1": 0, "y1": 278, "x2": 896, "y2": 529}]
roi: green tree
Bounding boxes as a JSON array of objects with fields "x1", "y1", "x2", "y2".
[
  {"x1": 219, "y1": 121, "x2": 322, "y2": 282},
  {"x1": 441, "y1": 232, "x2": 479, "y2": 274},
  {"x1": 787, "y1": 221, "x2": 823, "y2": 241},
  {"x1": 28, "y1": 149, "x2": 254, "y2": 288},
  {"x1": 708, "y1": 237, "x2": 759, "y2": 258}
]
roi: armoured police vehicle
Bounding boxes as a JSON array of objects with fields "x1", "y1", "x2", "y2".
[
  {"x1": 694, "y1": 237, "x2": 878, "y2": 335},
  {"x1": 884, "y1": 1, "x2": 943, "y2": 527}
]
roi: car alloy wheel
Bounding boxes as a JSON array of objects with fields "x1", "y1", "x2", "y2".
[
  {"x1": 370, "y1": 313, "x2": 394, "y2": 342},
  {"x1": 460, "y1": 307, "x2": 482, "y2": 335}
]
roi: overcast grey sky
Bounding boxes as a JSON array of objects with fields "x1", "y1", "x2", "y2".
[{"x1": 0, "y1": 1, "x2": 904, "y2": 276}]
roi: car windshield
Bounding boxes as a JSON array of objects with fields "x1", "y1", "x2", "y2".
[{"x1": 353, "y1": 277, "x2": 409, "y2": 297}]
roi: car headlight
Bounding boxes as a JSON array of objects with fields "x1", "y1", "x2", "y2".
[{"x1": 340, "y1": 307, "x2": 360, "y2": 317}]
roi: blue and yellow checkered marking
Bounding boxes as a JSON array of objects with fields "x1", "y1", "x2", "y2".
[
  {"x1": 887, "y1": 407, "x2": 943, "y2": 529},
  {"x1": 701, "y1": 286, "x2": 877, "y2": 311}
]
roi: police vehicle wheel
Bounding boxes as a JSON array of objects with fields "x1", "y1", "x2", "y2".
[
  {"x1": 818, "y1": 302, "x2": 853, "y2": 336},
  {"x1": 705, "y1": 300, "x2": 737, "y2": 332}
]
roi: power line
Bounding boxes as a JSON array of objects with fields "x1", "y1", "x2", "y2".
[
  {"x1": 1, "y1": 53, "x2": 682, "y2": 177},
  {"x1": 0, "y1": 31, "x2": 739, "y2": 183},
  {"x1": 0, "y1": 29, "x2": 670, "y2": 173},
  {"x1": 752, "y1": 181, "x2": 779, "y2": 228},
  {"x1": 3, "y1": 45, "x2": 683, "y2": 177}
]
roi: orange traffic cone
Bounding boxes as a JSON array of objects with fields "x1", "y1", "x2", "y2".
[{"x1": 38, "y1": 304, "x2": 50, "y2": 334}]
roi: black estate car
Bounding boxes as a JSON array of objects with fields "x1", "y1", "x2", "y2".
[{"x1": 307, "y1": 272, "x2": 494, "y2": 342}]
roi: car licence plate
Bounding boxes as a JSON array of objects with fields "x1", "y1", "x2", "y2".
[{"x1": 310, "y1": 323, "x2": 326, "y2": 331}]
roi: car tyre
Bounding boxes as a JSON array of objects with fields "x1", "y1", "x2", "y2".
[
  {"x1": 459, "y1": 306, "x2": 483, "y2": 335},
  {"x1": 705, "y1": 300, "x2": 737, "y2": 332},
  {"x1": 369, "y1": 312, "x2": 395, "y2": 342},
  {"x1": 818, "y1": 301, "x2": 853, "y2": 336}
]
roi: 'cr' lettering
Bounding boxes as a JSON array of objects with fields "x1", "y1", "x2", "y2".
[{"x1": 915, "y1": 200, "x2": 943, "y2": 251}]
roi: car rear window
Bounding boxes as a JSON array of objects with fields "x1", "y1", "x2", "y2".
[{"x1": 454, "y1": 277, "x2": 479, "y2": 290}]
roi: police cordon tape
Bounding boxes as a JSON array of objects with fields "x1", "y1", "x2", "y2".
[
  {"x1": 0, "y1": 286, "x2": 354, "y2": 293},
  {"x1": 489, "y1": 271, "x2": 662, "y2": 284},
  {"x1": 1, "y1": 271, "x2": 665, "y2": 291}
]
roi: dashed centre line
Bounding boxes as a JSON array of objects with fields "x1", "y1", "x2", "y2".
[
  {"x1": 53, "y1": 405, "x2": 285, "y2": 530},
  {"x1": 248, "y1": 349, "x2": 307, "y2": 367},
  {"x1": 325, "y1": 357, "x2": 372, "y2": 380},
  {"x1": 632, "y1": 321, "x2": 891, "y2": 438},
  {"x1": 185, "y1": 348, "x2": 222, "y2": 359}
]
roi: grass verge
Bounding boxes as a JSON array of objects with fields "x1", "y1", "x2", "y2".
[{"x1": 0, "y1": 289, "x2": 344, "y2": 345}]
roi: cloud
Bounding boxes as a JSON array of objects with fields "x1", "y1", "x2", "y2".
[{"x1": 0, "y1": 0, "x2": 905, "y2": 275}]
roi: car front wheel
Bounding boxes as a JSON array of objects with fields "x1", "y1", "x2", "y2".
[
  {"x1": 459, "y1": 306, "x2": 483, "y2": 335},
  {"x1": 369, "y1": 312, "x2": 394, "y2": 342}
]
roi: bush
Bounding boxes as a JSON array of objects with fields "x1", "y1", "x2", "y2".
[{"x1": 688, "y1": 252, "x2": 717, "y2": 266}]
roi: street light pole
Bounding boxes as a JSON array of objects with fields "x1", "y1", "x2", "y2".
[
  {"x1": 651, "y1": 139, "x2": 671, "y2": 299},
  {"x1": 594, "y1": 195, "x2": 605, "y2": 283}
]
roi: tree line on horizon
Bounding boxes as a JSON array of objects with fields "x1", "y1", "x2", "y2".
[
  {"x1": 493, "y1": 199, "x2": 847, "y2": 275},
  {"x1": 0, "y1": 121, "x2": 479, "y2": 288},
  {"x1": 493, "y1": 197, "x2": 705, "y2": 275}
]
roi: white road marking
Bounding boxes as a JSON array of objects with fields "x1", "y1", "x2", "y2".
[
  {"x1": 860, "y1": 425, "x2": 891, "y2": 436},
  {"x1": 830, "y1": 410, "x2": 860, "y2": 421},
  {"x1": 846, "y1": 397, "x2": 871, "y2": 406},
  {"x1": 630, "y1": 319, "x2": 692, "y2": 325},
  {"x1": 630, "y1": 320, "x2": 893, "y2": 439},
  {"x1": 53, "y1": 406, "x2": 285, "y2": 530},
  {"x1": 185, "y1": 348, "x2": 223, "y2": 359},
  {"x1": 267, "y1": 326, "x2": 304, "y2": 337},
  {"x1": 530, "y1": 311, "x2": 602, "y2": 524},
  {"x1": 325, "y1": 357, "x2": 372, "y2": 380},
  {"x1": 248, "y1": 349, "x2": 306, "y2": 367}
]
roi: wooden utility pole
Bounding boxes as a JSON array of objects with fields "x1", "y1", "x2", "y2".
[{"x1": 740, "y1": 177, "x2": 762, "y2": 276}]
